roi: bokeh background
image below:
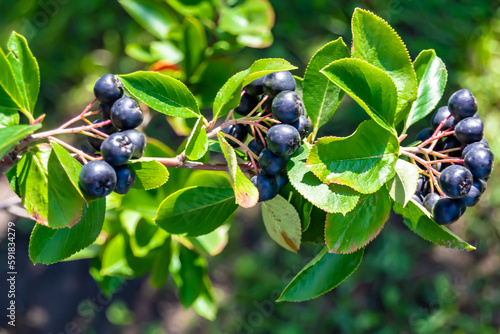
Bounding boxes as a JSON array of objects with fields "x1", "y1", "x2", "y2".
[{"x1": 1, "y1": 0, "x2": 500, "y2": 333}]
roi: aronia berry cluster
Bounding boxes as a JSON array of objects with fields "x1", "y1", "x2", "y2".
[
  {"x1": 79, "y1": 74, "x2": 147, "y2": 198},
  {"x1": 412, "y1": 89, "x2": 494, "y2": 225}
]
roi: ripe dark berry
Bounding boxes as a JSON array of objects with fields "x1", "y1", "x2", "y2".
[
  {"x1": 244, "y1": 77, "x2": 265, "y2": 96},
  {"x1": 94, "y1": 74, "x2": 123, "y2": 105},
  {"x1": 292, "y1": 115, "x2": 311, "y2": 139},
  {"x1": 459, "y1": 179, "x2": 483, "y2": 207},
  {"x1": 423, "y1": 193, "x2": 441, "y2": 213},
  {"x1": 221, "y1": 124, "x2": 248, "y2": 148},
  {"x1": 122, "y1": 129, "x2": 146, "y2": 159},
  {"x1": 258, "y1": 148, "x2": 289, "y2": 176},
  {"x1": 235, "y1": 93, "x2": 260, "y2": 116},
  {"x1": 87, "y1": 120, "x2": 117, "y2": 152},
  {"x1": 439, "y1": 165, "x2": 473, "y2": 198},
  {"x1": 432, "y1": 198, "x2": 465, "y2": 225},
  {"x1": 263, "y1": 71, "x2": 296, "y2": 98},
  {"x1": 464, "y1": 148, "x2": 494, "y2": 179},
  {"x1": 79, "y1": 161, "x2": 117, "y2": 198},
  {"x1": 415, "y1": 175, "x2": 430, "y2": 197},
  {"x1": 462, "y1": 141, "x2": 489, "y2": 158},
  {"x1": 114, "y1": 165, "x2": 136, "y2": 195},
  {"x1": 266, "y1": 124, "x2": 301, "y2": 157},
  {"x1": 248, "y1": 138, "x2": 265, "y2": 156},
  {"x1": 271, "y1": 91, "x2": 304, "y2": 124},
  {"x1": 412, "y1": 193, "x2": 424, "y2": 205},
  {"x1": 448, "y1": 89, "x2": 478, "y2": 120},
  {"x1": 100, "y1": 103, "x2": 112, "y2": 120},
  {"x1": 111, "y1": 96, "x2": 144, "y2": 130},
  {"x1": 415, "y1": 128, "x2": 433, "y2": 143},
  {"x1": 250, "y1": 174, "x2": 278, "y2": 202},
  {"x1": 454, "y1": 117, "x2": 483, "y2": 144},
  {"x1": 442, "y1": 136, "x2": 463, "y2": 157},
  {"x1": 275, "y1": 170, "x2": 289, "y2": 190},
  {"x1": 261, "y1": 98, "x2": 273, "y2": 114},
  {"x1": 101, "y1": 133, "x2": 134, "y2": 166},
  {"x1": 431, "y1": 106, "x2": 454, "y2": 130}
]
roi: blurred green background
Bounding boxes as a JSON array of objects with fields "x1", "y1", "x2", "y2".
[{"x1": 1, "y1": 0, "x2": 500, "y2": 333}]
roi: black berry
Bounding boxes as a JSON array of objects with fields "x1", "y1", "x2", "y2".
[
  {"x1": 439, "y1": 165, "x2": 473, "y2": 198},
  {"x1": 263, "y1": 71, "x2": 296, "y2": 98},
  {"x1": 432, "y1": 198, "x2": 465, "y2": 225},
  {"x1": 459, "y1": 179, "x2": 483, "y2": 207},
  {"x1": 431, "y1": 106, "x2": 454, "y2": 130},
  {"x1": 235, "y1": 93, "x2": 260, "y2": 116},
  {"x1": 464, "y1": 147, "x2": 494, "y2": 180},
  {"x1": 101, "y1": 133, "x2": 134, "y2": 166},
  {"x1": 441, "y1": 136, "x2": 463, "y2": 157},
  {"x1": 94, "y1": 74, "x2": 123, "y2": 105},
  {"x1": 79, "y1": 161, "x2": 117, "y2": 198},
  {"x1": 122, "y1": 129, "x2": 146, "y2": 159},
  {"x1": 423, "y1": 193, "x2": 441, "y2": 213},
  {"x1": 259, "y1": 148, "x2": 289, "y2": 176},
  {"x1": 114, "y1": 165, "x2": 136, "y2": 195},
  {"x1": 251, "y1": 174, "x2": 278, "y2": 202},
  {"x1": 244, "y1": 77, "x2": 265, "y2": 96},
  {"x1": 221, "y1": 124, "x2": 248, "y2": 148},
  {"x1": 248, "y1": 138, "x2": 265, "y2": 156},
  {"x1": 448, "y1": 89, "x2": 478, "y2": 120},
  {"x1": 454, "y1": 117, "x2": 483, "y2": 144},
  {"x1": 292, "y1": 115, "x2": 311, "y2": 139},
  {"x1": 87, "y1": 120, "x2": 117, "y2": 152},
  {"x1": 271, "y1": 91, "x2": 304, "y2": 124},
  {"x1": 462, "y1": 141, "x2": 489, "y2": 158},
  {"x1": 100, "y1": 103, "x2": 112, "y2": 120},
  {"x1": 266, "y1": 124, "x2": 301, "y2": 157},
  {"x1": 415, "y1": 128, "x2": 434, "y2": 143},
  {"x1": 275, "y1": 170, "x2": 289, "y2": 190},
  {"x1": 111, "y1": 97, "x2": 144, "y2": 130}
]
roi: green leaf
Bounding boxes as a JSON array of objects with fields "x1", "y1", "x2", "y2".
[
  {"x1": 166, "y1": 0, "x2": 215, "y2": 19},
  {"x1": 185, "y1": 117, "x2": 208, "y2": 160},
  {"x1": 90, "y1": 259, "x2": 125, "y2": 298},
  {"x1": 325, "y1": 187, "x2": 391, "y2": 254},
  {"x1": 207, "y1": 139, "x2": 247, "y2": 159},
  {"x1": 261, "y1": 195, "x2": 302, "y2": 253},
  {"x1": 405, "y1": 50, "x2": 448, "y2": 130},
  {"x1": 387, "y1": 158, "x2": 420, "y2": 207},
  {"x1": 301, "y1": 207, "x2": 327, "y2": 244},
  {"x1": 219, "y1": 0, "x2": 274, "y2": 48},
  {"x1": 279, "y1": 184, "x2": 313, "y2": 231},
  {"x1": 16, "y1": 144, "x2": 50, "y2": 223},
  {"x1": 100, "y1": 234, "x2": 156, "y2": 278},
  {"x1": 217, "y1": 133, "x2": 259, "y2": 208},
  {"x1": 118, "y1": 71, "x2": 200, "y2": 118},
  {"x1": 29, "y1": 198, "x2": 106, "y2": 265},
  {"x1": 129, "y1": 160, "x2": 169, "y2": 190},
  {"x1": 0, "y1": 47, "x2": 24, "y2": 111},
  {"x1": 119, "y1": 0, "x2": 177, "y2": 39},
  {"x1": 155, "y1": 186, "x2": 238, "y2": 237},
  {"x1": 278, "y1": 247, "x2": 364, "y2": 302},
  {"x1": 7, "y1": 32, "x2": 40, "y2": 115},
  {"x1": 288, "y1": 146, "x2": 360, "y2": 214},
  {"x1": 0, "y1": 124, "x2": 41, "y2": 158},
  {"x1": 150, "y1": 236, "x2": 172, "y2": 289},
  {"x1": 47, "y1": 142, "x2": 86, "y2": 228},
  {"x1": 213, "y1": 58, "x2": 297, "y2": 120},
  {"x1": 303, "y1": 38, "x2": 350, "y2": 137},
  {"x1": 189, "y1": 226, "x2": 229, "y2": 256},
  {"x1": 0, "y1": 108, "x2": 19, "y2": 127},
  {"x1": 322, "y1": 58, "x2": 397, "y2": 131},
  {"x1": 123, "y1": 215, "x2": 169, "y2": 258},
  {"x1": 176, "y1": 246, "x2": 205, "y2": 307},
  {"x1": 192, "y1": 275, "x2": 217, "y2": 320},
  {"x1": 307, "y1": 121, "x2": 399, "y2": 194},
  {"x1": 181, "y1": 16, "x2": 207, "y2": 78},
  {"x1": 394, "y1": 200, "x2": 476, "y2": 251},
  {"x1": 351, "y1": 8, "x2": 418, "y2": 123}
]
